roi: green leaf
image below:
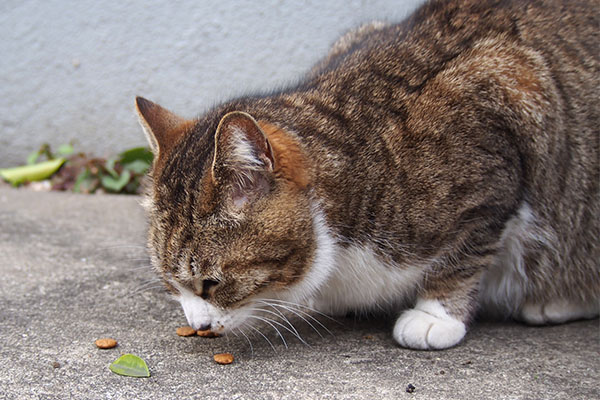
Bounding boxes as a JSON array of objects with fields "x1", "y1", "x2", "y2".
[
  {"x1": 27, "y1": 150, "x2": 42, "y2": 165},
  {"x1": 104, "y1": 157, "x2": 119, "y2": 178},
  {"x1": 73, "y1": 169, "x2": 96, "y2": 193},
  {"x1": 119, "y1": 147, "x2": 153, "y2": 165},
  {"x1": 109, "y1": 354, "x2": 150, "y2": 378},
  {"x1": 73, "y1": 170, "x2": 87, "y2": 193},
  {"x1": 101, "y1": 169, "x2": 131, "y2": 192},
  {"x1": 123, "y1": 159, "x2": 150, "y2": 175},
  {"x1": 0, "y1": 158, "x2": 65, "y2": 186},
  {"x1": 57, "y1": 143, "x2": 74, "y2": 156}
]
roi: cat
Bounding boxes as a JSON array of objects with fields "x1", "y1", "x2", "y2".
[{"x1": 135, "y1": 0, "x2": 599, "y2": 350}]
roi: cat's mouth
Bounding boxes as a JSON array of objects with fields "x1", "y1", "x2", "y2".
[
  {"x1": 175, "y1": 281, "x2": 326, "y2": 342},
  {"x1": 175, "y1": 281, "x2": 255, "y2": 333}
]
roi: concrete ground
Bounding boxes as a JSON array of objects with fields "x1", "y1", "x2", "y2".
[{"x1": 0, "y1": 186, "x2": 598, "y2": 400}]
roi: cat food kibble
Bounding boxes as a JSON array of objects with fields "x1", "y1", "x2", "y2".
[
  {"x1": 95, "y1": 338, "x2": 118, "y2": 349},
  {"x1": 176, "y1": 326, "x2": 197, "y2": 337},
  {"x1": 213, "y1": 353, "x2": 234, "y2": 365},
  {"x1": 197, "y1": 329, "x2": 220, "y2": 338}
]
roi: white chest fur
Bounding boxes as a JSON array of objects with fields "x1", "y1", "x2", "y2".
[{"x1": 312, "y1": 244, "x2": 425, "y2": 315}]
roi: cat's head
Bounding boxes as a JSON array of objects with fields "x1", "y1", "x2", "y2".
[{"x1": 135, "y1": 97, "x2": 334, "y2": 332}]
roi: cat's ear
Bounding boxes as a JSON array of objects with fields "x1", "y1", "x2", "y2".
[
  {"x1": 135, "y1": 96, "x2": 193, "y2": 157},
  {"x1": 212, "y1": 111, "x2": 275, "y2": 208}
]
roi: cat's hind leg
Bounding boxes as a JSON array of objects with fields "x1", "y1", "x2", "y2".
[
  {"x1": 518, "y1": 298, "x2": 599, "y2": 325},
  {"x1": 480, "y1": 202, "x2": 600, "y2": 326}
]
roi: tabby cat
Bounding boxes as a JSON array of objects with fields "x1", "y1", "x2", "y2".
[{"x1": 135, "y1": 0, "x2": 599, "y2": 349}]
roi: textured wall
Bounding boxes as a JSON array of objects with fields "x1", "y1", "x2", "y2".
[{"x1": 0, "y1": 0, "x2": 424, "y2": 167}]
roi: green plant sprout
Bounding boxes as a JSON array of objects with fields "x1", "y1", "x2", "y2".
[{"x1": 0, "y1": 143, "x2": 153, "y2": 194}]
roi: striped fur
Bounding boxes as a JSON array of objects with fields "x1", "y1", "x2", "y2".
[{"x1": 136, "y1": 0, "x2": 599, "y2": 349}]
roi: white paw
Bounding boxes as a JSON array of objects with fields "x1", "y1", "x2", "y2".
[
  {"x1": 393, "y1": 299, "x2": 466, "y2": 350},
  {"x1": 519, "y1": 299, "x2": 599, "y2": 325}
]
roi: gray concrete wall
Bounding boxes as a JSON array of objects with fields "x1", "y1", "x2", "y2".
[{"x1": 0, "y1": 0, "x2": 424, "y2": 167}]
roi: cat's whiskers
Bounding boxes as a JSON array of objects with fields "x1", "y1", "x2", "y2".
[
  {"x1": 235, "y1": 326, "x2": 254, "y2": 357},
  {"x1": 244, "y1": 322, "x2": 277, "y2": 353},
  {"x1": 252, "y1": 313, "x2": 309, "y2": 346},
  {"x1": 132, "y1": 282, "x2": 162, "y2": 292},
  {"x1": 251, "y1": 306, "x2": 305, "y2": 343},
  {"x1": 125, "y1": 264, "x2": 154, "y2": 272},
  {"x1": 256, "y1": 300, "x2": 332, "y2": 338},
  {"x1": 131, "y1": 278, "x2": 164, "y2": 295},
  {"x1": 135, "y1": 276, "x2": 162, "y2": 285},
  {"x1": 266, "y1": 298, "x2": 342, "y2": 324},
  {"x1": 131, "y1": 284, "x2": 165, "y2": 295},
  {"x1": 247, "y1": 315, "x2": 289, "y2": 349}
]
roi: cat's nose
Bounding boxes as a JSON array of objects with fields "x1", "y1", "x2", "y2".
[{"x1": 198, "y1": 322, "x2": 211, "y2": 331}]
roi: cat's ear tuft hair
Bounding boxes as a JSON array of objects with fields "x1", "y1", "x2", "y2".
[
  {"x1": 212, "y1": 111, "x2": 275, "y2": 209},
  {"x1": 135, "y1": 96, "x2": 193, "y2": 158}
]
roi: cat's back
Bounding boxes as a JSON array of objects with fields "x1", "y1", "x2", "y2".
[
  {"x1": 258, "y1": 0, "x2": 599, "y2": 274},
  {"x1": 300, "y1": 0, "x2": 599, "y2": 196},
  {"x1": 309, "y1": 0, "x2": 598, "y2": 95}
]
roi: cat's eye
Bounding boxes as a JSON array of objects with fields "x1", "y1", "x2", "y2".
[{"x1": 200, "y1": 279, "x2": 220, "y2": 299}]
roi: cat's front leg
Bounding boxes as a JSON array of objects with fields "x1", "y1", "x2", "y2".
[
  {"x1": 393, "y1": 268, "x2": 480, "y2": 350},
  {"x1": 393, "y1": 298, "x2": 467, "y2": 350}
]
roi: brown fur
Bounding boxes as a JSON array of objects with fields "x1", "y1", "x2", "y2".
[
  {"x1": 258, "y1": 121, "x2": 310, "y2": 189},
  {"x1": 137, "y1": 0, "x2": 598, "y2": 336}
]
